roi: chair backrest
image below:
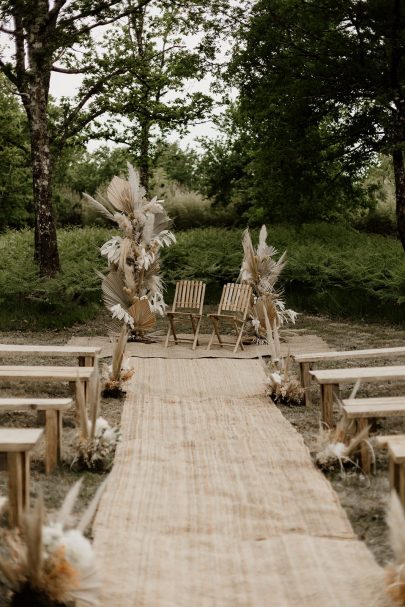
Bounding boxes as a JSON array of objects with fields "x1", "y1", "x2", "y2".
[
  {"x1": 217, "y1": 283, "x2": 252, "y2": 319},
  {"x1": 172, "y1": 280, "x2": 206, "y2": 314}
]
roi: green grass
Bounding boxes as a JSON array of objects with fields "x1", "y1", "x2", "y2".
[{"x1": 0, "y1": 223, "x2": 405, "y2": 329}]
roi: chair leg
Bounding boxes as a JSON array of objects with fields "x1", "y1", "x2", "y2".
[
  {"x1": 192, "y1": 316, "x2": 202, "y2": 350},
  {"x1": 233, "y1": 321, "x2": 246, "y2": 353},
  {"x1": 207, "y1": 317, "x2": 221, "y2": 350},
  {"x1": 164, "y1": 323, "x2": 172, "y2": 348}
]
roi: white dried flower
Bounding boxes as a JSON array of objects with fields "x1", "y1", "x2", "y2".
[
  {"x1": 110, "y1": 304, "x2": 134, "y2": 329},
  {"x1": 100, "y1": 236, "x2": 122, "y2": 265},
  {"x1": 62, "y1": 529, "x2": 95, "y2": 571}
]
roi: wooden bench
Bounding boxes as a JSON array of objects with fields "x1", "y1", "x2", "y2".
[
  {"x1": 0, "y1": 344, "x2": 101, "y2": 367},
  {"x1": 342, "y1": 397, "x2": 405, "y2": 474},
  {"x1": 0, "y1": 398, "x2": 72, "y2": 474},
  {"x1": 310, "y1": 365, "x2": 405, "y2": 428},
  {"x1": 0, "y1": 428, "x2": 43, "y2": 526},
  {"x1": 375, "y1": 435, "x2": 405, "y2": 508},
  {"x1": 0, "y1": 366, "x2": 94, "y2": 416},
  {"x1": 293, "y1": 347, "x2": 405, "y2": 406}
]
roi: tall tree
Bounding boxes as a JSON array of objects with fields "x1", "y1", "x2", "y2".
[
  {"x1": 99, "y1": 1, "x2": 213, "y2": 192},
  {"x1": 228, "y1": 0, "x2": 405, "y2": 237},
  {"x1": 0, "y1": 0, "x2": 154, "y2": 276}
]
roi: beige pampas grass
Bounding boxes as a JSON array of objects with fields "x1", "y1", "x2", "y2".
[
  {"x1": 314, "y1": 386, "x2": 372, "y2": 471},
  {"x1": 239, "y1": 225, "x2": 297, "y2": 342},
  {"x1": 386, "y1": 491, "x2": 405, "y2": 605},
  {"x1": 101, "y1": 325, "x2": 135, "y2": 397},
  {"x1": 0, "y1": 481, "x2": 106, "y2": 606},
  {"x1": 86, "y1": 163, "x2": 175, "y2": 337}
]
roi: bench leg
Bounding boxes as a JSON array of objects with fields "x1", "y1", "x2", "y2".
[
  {"x1": 320, "y1": 383, "x2": 338, "y2": 428},
  {"x1": 299, "y1": 362, "x2": 313, "y2": 407},
  {"x1": 45, "y1": 410, "x2": 60, "y2": 475},
  {"x1": 7, "y1": 452, "x2": 29, "y2": 527},
  {"x1": 400, "y1": 465, "x2": 405, "y2": 511},
  {"x1": 358, "y1": 418, "x2": 371, "y2": 475},
  {"x1": 389, "y1": 457, "x2": 400, "y2": 493}
]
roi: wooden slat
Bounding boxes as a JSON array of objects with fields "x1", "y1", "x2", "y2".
[
  {"x1": 310, "y1": 365, "x2": 405, "y2": 384},
  {"x1": 343, "y1": 402, "x2": 405, "y2": 418},
  {"x1": 376, "y1": 434, "x2": 405, "y2": 448},
  {"x1": 0, "y1": 365, "x2": 94, "y2": 381},
  {"x1": 293, "y1": 347, "x2": 405, "y2": 364},
  {"x1": 0, "y1": 344, "x2": 101, "y2": 356},
  {"x1": 344, "y1": 396, "x2": 405, "y2": 406},
  {"x1": 389, "y1": 441, "x2": 405, "y2": 464},
  {"x1": 0, "y1": 397, "x2": 72, "y2": 411},
  {"x1": 0, "y1": 428, "x2": 43, "y2": 452}
]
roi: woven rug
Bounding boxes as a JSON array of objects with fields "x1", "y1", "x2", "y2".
[
  {"x1": 68, "y1": 332, "x2": 329, "y2": 359},
  {"x1": 93, "y1": 359, "x2": 388, "y2": 607}
]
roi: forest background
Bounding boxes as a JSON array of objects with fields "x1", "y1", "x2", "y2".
[{"x1": 0, "y1": 0, "x2": 404, "y2": 328}]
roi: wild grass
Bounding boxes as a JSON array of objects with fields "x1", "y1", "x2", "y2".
[{"x1": 0, "y1": 223, "x2": 404, "y2": 329}]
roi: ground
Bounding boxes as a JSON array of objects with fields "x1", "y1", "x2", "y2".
[{"x1": 0, "y1": 307, "x2": 404, "y2": 603}]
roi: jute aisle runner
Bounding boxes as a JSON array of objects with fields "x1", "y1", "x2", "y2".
[{"x1": 93, "y1": 359, "x2": 390, "y2": 607}]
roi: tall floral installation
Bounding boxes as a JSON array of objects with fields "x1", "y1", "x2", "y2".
[
  {"x1": 85, "y1": 163, "x2": 176, "y2": 339},
  {"x1": 240, "y1": 225, "x2": 302, "y2": 405},
  {"x1": 239, "y1": 224, "x2": 297, "y2": 347}
]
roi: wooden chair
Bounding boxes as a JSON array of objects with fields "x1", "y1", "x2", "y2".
[
  {"x1": 207, "y1": 283, "x2": 252, "y2": 353},
  {"x1": 165, "y1": 280, "x2": 206, "y2": 350}
]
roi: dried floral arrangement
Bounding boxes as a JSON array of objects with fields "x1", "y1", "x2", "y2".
[
  {"x1": 386, "y1": 490, "x2": 405, "y2": 605},
  {"x1": 314, "y1": 383, "x2": 372, "y2": 471},
  {"x1": 239, "y1": 225, "x2": 297, "y2": 344},
  {"x1": 101, "y1": 325, "x2": 135, "y2": 397},
  {"x1": 73, "y1": 366, "x2": 120, "y2": 471},
  {"x1": 0, "y1": 479, "x2": 105, "y2": 607},
  {"x1": 85, "y1": 162, "x2": 175, "y2": 339},
  {"x1": 260, "y1": 352, "x2": 305, "y2": 407}
]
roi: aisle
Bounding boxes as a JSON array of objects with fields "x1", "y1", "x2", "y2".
[{"x1": 93, "y1": 358, "x2": 388, "y2": 607}]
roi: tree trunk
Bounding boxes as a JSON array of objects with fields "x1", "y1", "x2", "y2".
[
  {"x1": 393, "y1": 148, "x2": 405, "y2": 251},
  {"x1": 139, "y1": 120, "x2": 150, "y2": 193},
  {"x1": 28, "y1": 78, "x2": 60, "y2": 277}
]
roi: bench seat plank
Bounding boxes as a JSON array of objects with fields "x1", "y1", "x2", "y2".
[
  {"x1": 343, "y1": 400, "x2": 405, "y2": 418},
  {"x1": 293, "y1": 347, "x2": 405, "y2": 364},
  {"x1": 0, "y1": 365, "x2": 94, "y2": 380},
  {"x1": 310, "y1": 365, "x2": 405, "y2": 384},
  {"x1": 0, "y1": 397, "x2": 72, "y2": 410},
  {"x1": 375, "y1": 434, "x2": 405, "y2": 448},
  {"x1": 388, "y1": 441, "x2": 405, "y2": 465},
  {"x1": 0, "y1": 428, "x2": 43, "y2": 451},
  {"x1": 0, "y1": 344, "x2": 101, "y2": 357}
]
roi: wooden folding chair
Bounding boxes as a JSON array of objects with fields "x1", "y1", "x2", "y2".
[
  {"x1": 165, "y1": 280, "x2": 206, "y2": 350},
  {"x1": 207, "y1": 283, "x2": 252, "y2": 353}
]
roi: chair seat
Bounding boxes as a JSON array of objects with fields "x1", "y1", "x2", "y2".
[{"x1": 207, "y1": 313, "x2": 243, "y2": 321}]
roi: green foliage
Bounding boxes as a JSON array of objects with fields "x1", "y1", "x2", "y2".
[
  {"x1": 214, "y1": 0, "x2": 405, "y2": 227},
  {"x1": 162, "y1": 225, "x2": 405, "y2": 321},
  {"x1": 1, "y1": 223, "x2": 404, "y2": 328},
  {"x1": 0, "y1": 228, "x2": 112, "y2": 329},
  {"x1": 0, "y1": 77, "x2": 32, "y2": 231}
]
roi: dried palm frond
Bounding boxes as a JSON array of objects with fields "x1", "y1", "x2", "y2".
[
  {"x1": 0, "y1": 481, "x2": 106, "y2": 606},
  {"x1": 98, "y1": 270, "x2": 132, "y2": 311},
  {"x1": 385, "y1": 491, "x2": 405, "y2": 605},
  {"x1": 128, "y1": 298, "x2": 156, "y2": 334}
]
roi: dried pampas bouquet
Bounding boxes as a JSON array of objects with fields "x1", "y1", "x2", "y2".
[
  {"x1": 85, "y1": 162, "x2": 175, "y2": 340},
  {"x1": 101, "y1": 325, "x2": 134, "y2": 397},
  {"x1": 239, "y1": 225, "x2": 297, "y2": 343},
  {"x1": 314, "y1": 382, "x2": 372, "y2": 471},
  {"x1": 259, "y1": 308, "x2": 304, "y2": 407},
  {"x1": 0, "y1": 478, "x2": 106, "y2": 607},
  {"x1": 386, "y1": 490, "x2": 405, "y2": 605},
  {"x1": 73, "y1": 365, "x2": 120, "y2": 471}
]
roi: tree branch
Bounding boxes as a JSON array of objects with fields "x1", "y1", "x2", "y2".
[{"x1": 51, "y1": 65, "x2": 86, "y2": 74}]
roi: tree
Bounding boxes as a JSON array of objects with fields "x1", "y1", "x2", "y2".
[
  {"x1": 98, "y1": 1, "x2": 213, "y2": 192},
  {"x1": 227, "y1": 0, "x2": 405, "y2": 236},
  {"x1": 0, "y1": 0, "x2": 155, "y2": 276},
  {"x1": 0, "y1": 75, "x2": 32, "y2": 230}
]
